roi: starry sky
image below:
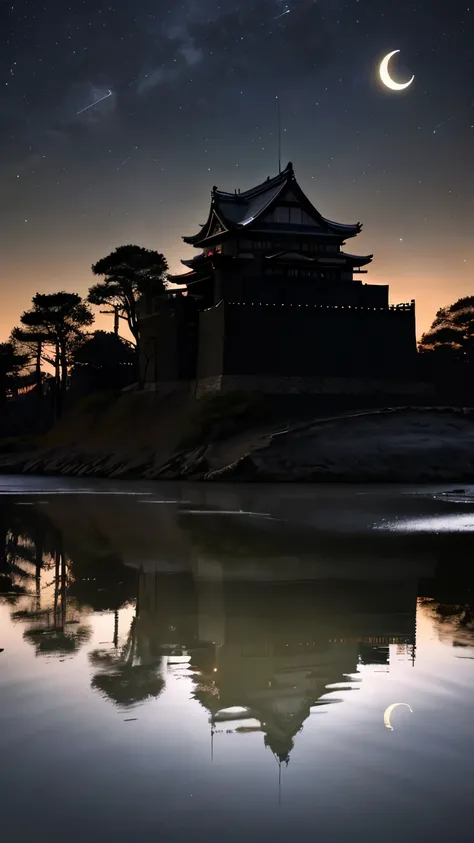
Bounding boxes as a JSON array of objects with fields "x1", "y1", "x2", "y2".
[{"x1": 1, "y1": 0, "x2": 473, "y2": 340}]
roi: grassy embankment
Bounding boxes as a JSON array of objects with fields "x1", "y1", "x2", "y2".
[{"x1": 0, "y1": 388, "x2": 272, "y2": 476}]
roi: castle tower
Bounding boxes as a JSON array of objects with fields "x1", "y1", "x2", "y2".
[
  {"x1": 140, "y1": 162, "x2": 418, "y2": 399},
  {"x1": 169, "y1": 161, "x2": 376, "y2": 307}
]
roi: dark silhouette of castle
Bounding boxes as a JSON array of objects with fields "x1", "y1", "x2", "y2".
[{"x1": 139, "y1": 162, "x2": 418, "y2": 398}]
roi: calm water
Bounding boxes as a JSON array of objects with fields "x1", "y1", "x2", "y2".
[{"x1": 1, "y1": 478, "x2": 474, "y2": 842}]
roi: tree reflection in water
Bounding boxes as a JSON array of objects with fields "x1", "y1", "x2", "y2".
[
  {"x1": 89, "y1": 616, "x2": 165, "y2": 708},
  {"x1": 0, "y1": 500, "x2": 165, "y2": 704},
  {"x1": 420, "y1": 597, "x2": 474, "y2": 650},
  {"x1": 23, "y1": 621, "x2": 92, "y2": 655},
  {"x1": 2, "y1": 493, "x2": 474, "y2": 759},
  {"x1": 0, "y1": 505, "x2": 35, "y2": 602},
  {"x1": 9, "y1": 543, "x2": 93, "y2": 657}
]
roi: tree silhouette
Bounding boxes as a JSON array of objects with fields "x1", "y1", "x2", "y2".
[
  {"x1": 23, "y1": 621, "x2": 92, "y2": 655},
  {"x1": 11, "y1": 324, "x2": 50, "y2": 410},
  {"x1": 418, "y1": 296, "x2": 474, "y2": 399},
  {"x1": 89, "y1": 617, "x2": 165, "y2": 707},
  {"x1": 17, "y1": 549, "x2": 92, "y2": 657},
  {"x1": 0, "y1": 341, "x2": 30, "y2": 408},
  {"x1": 89, "y1": 245, "x2": 168, "y2": 382},
  {"x1": 0, "y1": 506, "x2": 60, "y2": 619},
  {"x1": 70, "y1": 330, "x2": 135, "y2": 393},
  {"x1": 18, "y1": 292, "x2": 94, "y2": 416},
  {"x1": 68, "y1": 550, "x2": 137, "y2": 614},
  {"x1": 0, "y1": 513, "x2": 34, "y2": 600},
  {"x1": 419, "y1": 296, "x2": 474, "y2": 363},
  {"x1": 72, "y1": 330, "x2": 135, "y2": 369},
  {"x1": 420, "y1": 598, "x2": 474, "y2": 648}
]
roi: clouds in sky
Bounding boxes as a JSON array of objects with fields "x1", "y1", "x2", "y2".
[
  {"x1": 136, "y1": 0, "x2": 334, "y2": 98},
  {"x1": 136, "y1": 8, "x2": 206, "y2": 94},
  {"x1": 2, "y1": 0, "x2": 337, "y2": 171}
]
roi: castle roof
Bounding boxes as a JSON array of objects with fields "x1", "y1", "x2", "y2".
[
  {"x1": 167, "y1": 247, "x2": 373, "y2": 284},
  {"x1": 183, "y1": 162, "x2": 362, "y2": 246},
  {"x1": 265, "y1": 250, "x2": 373, "y2": 267}
]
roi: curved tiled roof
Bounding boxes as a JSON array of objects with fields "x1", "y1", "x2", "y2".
[{"x1": 183, "y1": 162, "x2": 362, "y2": 245}]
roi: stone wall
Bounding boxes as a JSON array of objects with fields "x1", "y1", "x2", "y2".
[
  {"x1": 197, "y1": 302, "x2": 225, "y2": 379},
  {"x1": 139, "y1": 296, "x2": 199, "y2": 383},
  {"x1": 195, "y1": 374, "x2": 434, "y2": 400},
  {"x1": 231, "y1": 275, "x2": 390, "y2": 308},
  {"x1": 140, "y1": 380, "x2": 196, "y2": 398},
  {"x1": 141, "y1": 298, "x2": 419, "y2": 394},
  {"x1": 140, "y1": 309, "x2": 179, "y2": 383},
  {"x1": 197, "y1": 300, "x2": 417, "y2": 382}
]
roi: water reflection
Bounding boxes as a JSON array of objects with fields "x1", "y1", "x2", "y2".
[
  {"x1": 89, "y1": 617, "x2": 165, "y2": 707},
  {"x1": 2, "y1": 496, "x2": 473, "y2": 727},
  {"x1": 1, "y1": 490, "x2": 474, "y2": 840}
]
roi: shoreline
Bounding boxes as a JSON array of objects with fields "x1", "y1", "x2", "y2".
[{"x1": 1, "y1": 405, "x2": 474, "y2": 483}]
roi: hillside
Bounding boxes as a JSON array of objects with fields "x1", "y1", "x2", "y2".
[{"x1": 1, "y1": 389, "x2": 474, "y2": 482}]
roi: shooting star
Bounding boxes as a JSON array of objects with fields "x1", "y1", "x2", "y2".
[
  {"x1": 117, "y1": 156, "x2": 131, "y2": 170},
  {"x1": 275, "y1": 6, "x2": 291, "y2": 19},
  {"x1": 433, "y1": 102, "x2": 474, "y2": 134},
  {"x1": 77, "y1": 90, "x2": 112, "y2": 116}
]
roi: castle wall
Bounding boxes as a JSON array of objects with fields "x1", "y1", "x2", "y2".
[
  {"x1": 140, "y1": 311, "x2": 179, "y2": 382},
  {"x1": 197, "y1": 302, "x2": 225, "y2": 378},
  {"x1": 195, "y1": 374, "x2": 432, "y2": 399},
  {"x1": 221, "y1": 302, "x2": 416, "y2": 377},
  {"x1": 195, "y1": 301, "x2": 421, "y2": 397},
  {"x1": 139, "y1": 296, "x2": 198, "y2": 383},
  {"x1": 214, "y1": 261, "x2": 244, "y2": 303},
  {"x1": 223, "y1": 271, "x2": 389, "y2": 307}
]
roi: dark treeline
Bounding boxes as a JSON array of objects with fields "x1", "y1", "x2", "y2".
[
  {"x1": 0, "y1": 243, "x2": 473, "y2": 435},
  {"x1": 0, "y1": 245, "x2": 168, "y2": 433},
  {"x1": 417, "y1": 296, "x2": 474, "y2": 401}
]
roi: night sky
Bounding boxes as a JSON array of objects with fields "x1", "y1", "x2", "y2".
[{"x1": 1, "y1": 0, "x2": 473, "y2": 340}]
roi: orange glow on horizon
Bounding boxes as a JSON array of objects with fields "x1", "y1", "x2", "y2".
[
  {"x1": 2, "y1": 189, "x2": 472, "y2": 344},
  {"x1": 1, "y1": 249, "x2": 467, "y2": 344}
]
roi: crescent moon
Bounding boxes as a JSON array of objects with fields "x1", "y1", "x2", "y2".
[
  {"x1": 384, "y1": 702, "x2": 413, "y2": 730},
  {"x1": 379, "y1": 50, "x2": 414, "y2": 91}
]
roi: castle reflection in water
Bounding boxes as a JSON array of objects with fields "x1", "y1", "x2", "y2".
[
  {"x1": 136, "y1": 568, "x2": 417, "y2": 762},
  {"x1": 1, "y1": 492, "x2": 471, "y2": 767}
]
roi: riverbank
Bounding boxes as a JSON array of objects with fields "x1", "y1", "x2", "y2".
[{"x1": 1, "y1": 389, "x2": 474, "y2": 482}]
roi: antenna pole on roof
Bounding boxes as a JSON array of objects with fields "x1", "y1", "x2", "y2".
[{"x1": 276, "y1": 95, "x2": 281, "y2": 174}]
